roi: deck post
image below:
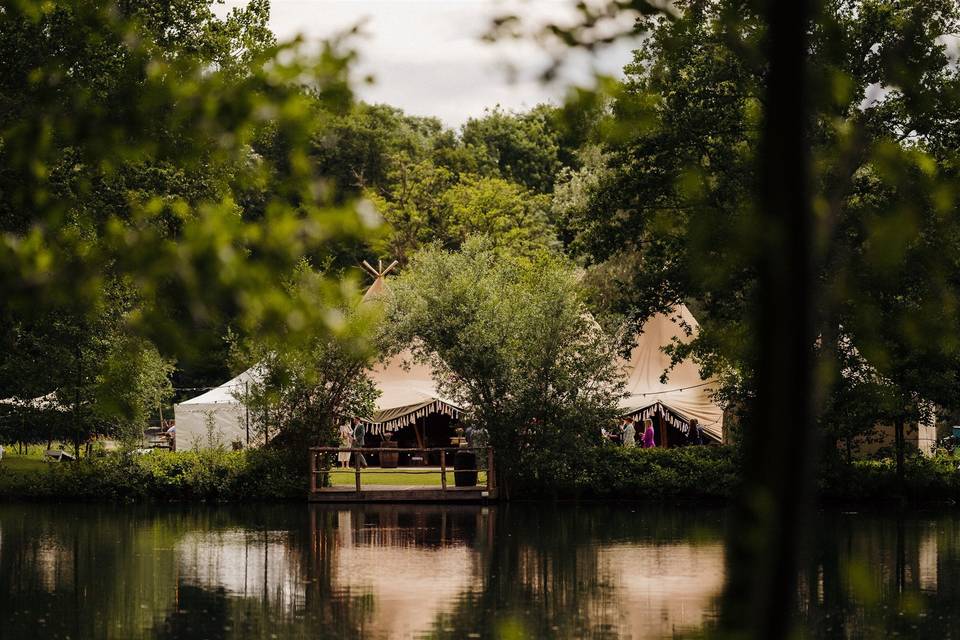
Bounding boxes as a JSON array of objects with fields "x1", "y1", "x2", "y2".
[
  {"x1": 354, "y1": 449, "x2": 362, "y2": 494},
  {"x1": 487, "y1": 448, "x2": 495, "y2": 491},
  {"x1": 309, "y1": 450, "x2": 317, "y2": 494},
  {"x1": 440, "y1": 449, "x2": 447, "y2": 491}
]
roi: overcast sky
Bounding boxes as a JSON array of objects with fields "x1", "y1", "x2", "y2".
[{"x1": 221, "y1": 0, "x2": 637, "y2": 126}]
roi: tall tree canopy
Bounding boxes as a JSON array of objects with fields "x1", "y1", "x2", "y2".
[
  {"x1": 390, "y1": 238, "x2": 624, "y2": 494},
  {"x1": 0, "y1": 0, "x2": 375, "y2": 441},
  {"x1": 565, "y1": 0, "x2": 960, "y2": 427}
]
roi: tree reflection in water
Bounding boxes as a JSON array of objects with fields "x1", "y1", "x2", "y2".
[
  {"x1": 0, "y1": 504, "x2": 958, "y2": 638},
  {"x1": 425, "y1": 504, "x2": 726, "y2": 639}
]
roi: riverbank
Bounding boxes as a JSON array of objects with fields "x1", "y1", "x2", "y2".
[
  {"x1": 1, "y1": 445, "x2": 958, "y2": 504},
  {"x1": 0, "y1": 448, "x2": 305, "y2": 501}
]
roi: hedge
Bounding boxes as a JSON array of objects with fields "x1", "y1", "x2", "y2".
[
  {"x1": 513, "y1": 444, "x2": 740, "y2": 500},
  {"x1": 0, "y1": 447, "x2": 304, "y2": 502},
  {"x1": 2, "y1": 444, "x2": 959, "y2": 504}
]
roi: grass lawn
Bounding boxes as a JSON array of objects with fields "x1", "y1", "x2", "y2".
[
  {"x1": 328, "y1": 468, "x2": 487, "y2": 487},
  {"x1": 1, "y1": 449, "x2": 51, "y2": 474},
  {"x1": 0, "y1": 449, "x2": 54, "y2": 491},
  {"x1": 0, "y1": 448, "x2": 488, "y2": 492}
]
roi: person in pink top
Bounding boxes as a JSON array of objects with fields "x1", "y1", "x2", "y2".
[{"x1": 641, "y1": 419, "x2": 656, "y2": 448}]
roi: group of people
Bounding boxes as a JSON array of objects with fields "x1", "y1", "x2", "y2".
[
  {"x1": 610, "y1": 418, "x2": 658, "y2": 448},
  {"x1": 338, "y1": 420, "x2": 367, "y2": 468},
  {"x1": 604, "y1": 417, "x2": 706, "y2": 448}
]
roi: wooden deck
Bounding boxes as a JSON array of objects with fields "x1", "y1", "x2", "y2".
[
  {"x1": 308, "y1": 485, "x2": 498, "y2": 503},
  {"x1": 308, "y1": 446, "x2": 497, "y2": 503}
]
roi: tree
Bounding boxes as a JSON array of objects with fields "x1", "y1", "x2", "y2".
[
  {"x1": 460, "y1": 107, "x2": 563, "y2": 193},
  {"x1": 442, "y1": 176, "x2": 558, "y2": 259},
  {"x1": 565, "y1": 0, "x2": 960, "y2": 438},
  {"x1": 0, "y1": 0, "x2": 371, "y2": 356},
  {"x1": 0, "y1": 284, "x2": 174, "y2": 454},
  {"x1": 498, "y1": 0, "x2": 960, "y2": 634},
  {"x1": 369, "y1": 171, "x2": 559, "y2": 264},
  {"x1": 549, "y1": 145, "x2": 611, "y2": 249},
  {"x1": 239, "y1": 263, "x2": 382, "y2": 469},
  {"x1": 309, "y1": 102, "x2": 447, "y2": 196},
  {"x1": 366, "y1": 160, "x2": 458, "y2": 264},
  {"x1": 390, "y1": 238, "x2": 624, "y2": 495}
]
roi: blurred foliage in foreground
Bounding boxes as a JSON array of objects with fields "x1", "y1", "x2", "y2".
[
  {"x1": 0, "y1": 0, "x2": 376, "y2": 448},
  {"x1": 542, "y1": 0, "x2": 960, "y2": 471}
]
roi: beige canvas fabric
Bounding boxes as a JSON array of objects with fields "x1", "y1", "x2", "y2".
[
  {"x1": 363, "y1": 347, "x2": 462, "y2": 434},
  {"x1": 361, "y1": 276, "x2": 462, "y2": 433},
  {"x1": 620, "y1": 306, "x2": 724, "y2": 441}
]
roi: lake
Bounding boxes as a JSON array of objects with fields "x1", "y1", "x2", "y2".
[{"x1": 0, "y1": 502, "x2": 957, "y2": 639}]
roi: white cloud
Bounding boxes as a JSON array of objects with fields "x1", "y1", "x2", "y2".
[{"x1": 221, "y1": 0, "x2": 635, "y2": 126}]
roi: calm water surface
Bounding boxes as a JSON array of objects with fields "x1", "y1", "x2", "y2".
[{"x1": 0, "y1": 502, "x2": 958, "y2": 639}]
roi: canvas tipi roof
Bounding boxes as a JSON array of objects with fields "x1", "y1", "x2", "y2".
[
  {"x1": 178, "y1": 367, "x2": 260, "y2": 407},
  {"x1": 0, "y1": 391, "x2": 67, "y2": 412},
  {"x1": 620, "y1": 306, "x2": 724, "y2": 441},
  {"x1": 360, "y1": 262, "x2": 462, "y2": 433}
]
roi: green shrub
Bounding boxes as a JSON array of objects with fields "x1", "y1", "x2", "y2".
[
  {"x1": 513, "y1": 444, "x2": 740, "y2": 500},
  {"x1": 818, "y1": 453, "x2": 960, "y2": 502},
  {"x1": 4, "y1": 441, "x2": 959, "y2": 504},
  {"x1": 0, "y1": 447, "x2": 305, "y2": 502}
]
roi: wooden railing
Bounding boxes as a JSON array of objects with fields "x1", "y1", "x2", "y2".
[{"x1": 308, "y1": 446, "x2": 495, "y2": 494}]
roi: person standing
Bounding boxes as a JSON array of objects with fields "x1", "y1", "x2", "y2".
[
  {"x1": 351, "y1": 420, "x2": 367, "y2": 468},
  {"x1": 622, "y1": 419, "x2": 636, "y2": 448},
  {"x1": 690, "y1": 418, "x2": 704, "y2": 445},
  {"x1": 641, "y1": 419, "x2": 657, "y2": 448},
  {"x1": 338, "y1": 422, "x2": 352, "y2": 468}
]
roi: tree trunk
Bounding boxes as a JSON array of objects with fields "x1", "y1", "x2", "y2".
[
  {"x1": 719, "y1": 0, "x2": 816, "y2": 637},
  {"x1": 74, "y1": 340, "x2": 82, "y2": 461},
  {"x1": 895, "y1": 416, "x2": 905, "y2": 495}
]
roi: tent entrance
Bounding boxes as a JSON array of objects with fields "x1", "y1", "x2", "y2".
[
  {"x1": 651, "y1": 413, "x2": 686, "y2": 449},
  {"x1": 369, "y1": 412, "x2": 456, "y2": 466},
  {"x1": 629, "y1": 401, "x2": 717, "y2": 447}
]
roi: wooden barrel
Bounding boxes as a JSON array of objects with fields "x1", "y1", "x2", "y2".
[
  {"x1": 453, "y1": 449, "x2": 477, "y2": 487},
  {"x1": 380, "y1": 440, "x2": 399, "y2": 468}
]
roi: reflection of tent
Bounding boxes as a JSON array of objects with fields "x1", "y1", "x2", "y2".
[
  {"x1": 620, "y1": 306, "x2": 724, "y2": 442},
  {"x1": 359, "y1": 263, "x2": 463, "y2": 435},
  {"x1": 600, "y1": 542, "x2": 725, "y2": 636},
  {"x1": 173, "y1": 368, "x2": 258, "y2": 449}
]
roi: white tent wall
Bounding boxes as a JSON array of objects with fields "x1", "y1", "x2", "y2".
[
  {"x1": 173, "y1": 368, "x2": 258, "y2": 450},
  {"x1": 620, "y1": 306, "x2": 724, "y2": 442},
  {"x1": 174, "y1": 402, "x2": 248, "y2": 449}
]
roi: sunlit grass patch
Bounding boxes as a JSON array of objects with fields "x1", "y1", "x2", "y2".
[{"x1": 327, "y1": 469, "x2": 487, "y2": 487}]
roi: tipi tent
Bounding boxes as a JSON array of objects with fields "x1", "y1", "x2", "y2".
[
  {"x1": 0, "y1": 391, "x2": 67, "y2": 412},
  {"x1": 174, "y1": 367, "x2": 259, "y2": 449},
  {"x1": 362, "y1": 346, "x2": 463, "y2": 435},
  {"x1": 620, "y1": 306, "x2": 724, "y2": 442},
  {"x1": 173, "y1": 262, "x2": 461, "y2": 448},
  {"x1": 359, "y1": 261, "x2": 463, "y2": 434}
]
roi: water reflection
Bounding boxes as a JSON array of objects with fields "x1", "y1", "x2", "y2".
[
  {"x1": 0, "y1": 503, "x2": 958, "y2": 638},
  {"x1": 799, "y1": 511, "x2": 960, "y2": 639}
]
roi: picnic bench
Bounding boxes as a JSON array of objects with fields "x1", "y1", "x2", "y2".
[{"x1": 44, "y1": 449, "x2": 76, "y2": 462}]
